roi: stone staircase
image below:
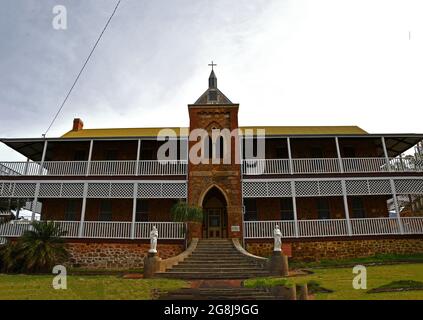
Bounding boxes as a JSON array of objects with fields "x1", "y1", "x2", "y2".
[
  {"x1": 159, "y1": 287, "x2": 277, "y2": 300},
  {"x1": 156, "y1": 239, "x2": 268, "y2": 279}
]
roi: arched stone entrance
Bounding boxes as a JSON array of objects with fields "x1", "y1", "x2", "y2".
[{"x1": 201, "y1": 186, "x2": 228, "y2": 238}]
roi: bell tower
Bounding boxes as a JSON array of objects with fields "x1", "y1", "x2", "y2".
[{"x1": 187, "y1": 64, "x2": 243, "y2": 239}]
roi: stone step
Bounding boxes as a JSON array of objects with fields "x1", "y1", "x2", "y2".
[
  {"x1": 181, "y1": 259, "x2": 256, "y2": 264},
  {"x1": 187, "y1": 254, "x2": 252, "y2": 261},
  {"x1": 157, "y1": 271, "x2": 269, "y2": 279},
  {"x1": 161, "y1": 295, "x2": 277, "y2": 300},
  {"x1": 194, "y1": 249, "x2": 237, "y2": 251},
  {"x1": 190, "y1": 251, "x2": 245, "y2": 257},
  {"x1": 172, "y1": 264, "x2": 263, "y2": 272},
  {"x1": 176, "y1": 261, "x2": 262, "y2": 266},
  {"x1": 195, "y1": 246, "x2": 235, "y2": 249}
]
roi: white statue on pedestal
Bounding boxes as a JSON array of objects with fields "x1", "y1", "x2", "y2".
[
  {"x1": 149, "y1": 226, "x2": 158, "y2": 253},
  {"x1": 274, "y1": 225, "x2": 282, "y2": 252}
]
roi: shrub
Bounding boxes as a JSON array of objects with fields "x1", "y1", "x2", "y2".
[
  {"x1": 0, "y1": 221, "x2": 69, "y2": 273},
  {"x1": 171, "y1": 201, "x2": 204, "y2": 223}
]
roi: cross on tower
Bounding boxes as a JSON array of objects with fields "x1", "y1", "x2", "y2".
[{"x1": 208, "y1": 61, "x2": 217, "y2": 71}]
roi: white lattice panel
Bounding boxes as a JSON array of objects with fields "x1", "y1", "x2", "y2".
[
  {"x1": 0, "y1": 183, "x2": 14, "y2": 197},
  {"x1": 110, "y1": 183, "x2": 134, "y2": 198},
  {"x1": 137, "y1": 183, "x2": 161, "y2": 198},
  {"x1": 346, "y1": 180, "x2": 369, "y2": 195},
  {"x1": 368, "y1": 179, "x2": 392, "y2": 195},
  {"x1": 61, "y1": 183, "x2": 84, "y2": 198},
  {"x1": 87, "y1": 183, "x2": 110, "y2": 198},
  {"x1": 242, "y1": 181, "x2": 268, "y2": 198},
  {"x1": 267, "y1": 181, "x2": 292, "y2": 197},
  {"x1": 161, "y1": 183, "x2": 187, "y2": 198},
  {"x1": 39, "y1": 183, "x2": 61, "y2": 198},
  {"x1": 318, "y1": 180, "x2": 343, "y2": 196},
  {"x1": 295, "y1": 181, "x2": 320, "y2": 197},
  {"x1": 394, "y1": 179, "x2": 423, "y2": 194},
  {"x1": 12, "y1": 183, "x2": 36, "y2": 198}
]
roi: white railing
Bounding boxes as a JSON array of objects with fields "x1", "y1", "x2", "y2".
[
  {"x1": 342, "y1": 158, "x2": 389, "y2": 173},
  {"x1": 243, "y1": 159, "x2": 291, "y2": 175},
  {"x1": 0, "y1": 160, "x2": 187, "y2": 176},
  {"x1": 82, "y1": 221, "x2": 131, "y2": 239},
  {"x1": 298, "y1": 219, "x2": 350, "y2": 237},
  {"x1": 401, "y1": 217, "x2": 423, "y2": 234},
  {"x1": 350, "y1": 217, "x2": 400, "y2": 235},
  {"x1": 242, "y1": 157, "x2": 423, "y2": 175},
  {"x1": 0, "y1": 220, "x2": 33, "y2": 237},
  {"x1": 293, "y1": 159, "x2": 340, "y2": 174},
  {"x1": 244, "y1": 220, "x2": 297, "y2": 238},
  {"x1": 243, "y1": 217, "x2": 423, "y2": 238},
  {"x1": 388, "y1": 158, "x2": 423, "y2": 172},
  {"x1": 0, "y1": 220, "x2": 186, "y2": 240},
  {"x1": 134, "y1": 222, "x2": 186, "y2": 239}
]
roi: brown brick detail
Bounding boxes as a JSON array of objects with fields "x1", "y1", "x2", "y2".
[{"x1": 187, "y1": 105, "x2": 243, "y2": 238}]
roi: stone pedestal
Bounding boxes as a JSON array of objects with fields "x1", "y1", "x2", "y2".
[
  {"x1": 143, "y1": 252, "x2": 161, "y2": 278},
  {"x1": 267, "y1": 250, "x2": 289, "y2": 277},
  {"x1": 297, "y1": 284, "x2": 309, "y2": 300},
  {"x1": 272, "y1": 285, "x2": 296, "y2": 300}
]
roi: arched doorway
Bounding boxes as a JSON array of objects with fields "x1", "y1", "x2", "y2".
[{"x1": 201, "y1": 186, "x2": 228, "y2": 238}]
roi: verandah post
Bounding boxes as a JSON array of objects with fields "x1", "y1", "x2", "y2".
[
  {"x1": 341, "y1": 180, "x2": 353, "y2": 235},
  {"x1": 38, "y1": 140, "x2": 48, "y2": 176},
  {"x1": 78, "y1": 183, "x2": 89, "y2": 238},
  {"x1": 390, "y1": 178, "x2": 404, "y2": 234},
  {"x1": 291, "y1": 181, "x2": 299, "y2": 237},
  {"x1": 131, "y1": 182, "x2": 139, "y2": 239},
  {"x1": 31, "y1": 182, "x2": 40, "y2": 221},
  {"x1": 335, "y1": 137, "x2": 344, "y2": 173},
  {"x1": 287, "y1": 137, "x2": 293, "y2": 175},
  {"x1": 86, "y1": 140, "x2": 94, "y2": 176},
  {"x1": 381, "y1": 136, "x2": 391, "y2": 172},
  {"x1": 135, "y1": 139, "x2": 141, "y2": 176}
]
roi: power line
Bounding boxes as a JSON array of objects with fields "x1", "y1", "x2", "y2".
[{"x1": 43, "y1": 0, "x2": 122, "y2": 137}]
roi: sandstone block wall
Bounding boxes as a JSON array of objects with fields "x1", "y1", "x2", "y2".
[
  {"x1": 246, "y1": 237, "x2": 423, "y2": 261},
  {"x1": 66, "y1": 242, "x2": 184, "y2": 270}
]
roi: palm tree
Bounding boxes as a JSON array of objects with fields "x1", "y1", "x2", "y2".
[
  {"x1": 171, "y1": 201, "x2": 203, "y2": 223},
  {"x1": 1, "y1": 221, "x2": 69, "y2": 273}
]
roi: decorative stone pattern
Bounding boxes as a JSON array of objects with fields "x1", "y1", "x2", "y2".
[
  {"x1": 67, "y1": 242, "x2": 184, "y2": 270},
  {"x1": 188, "y1": 105, "x2": 243, "y2": 238},
  {"x1": 246, "y1": 238, "x2": 423, "y2": 261}
]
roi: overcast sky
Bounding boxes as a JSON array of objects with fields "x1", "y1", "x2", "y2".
[{"x1": 1, "y1": 0, "x2": 422, "y2": 160}]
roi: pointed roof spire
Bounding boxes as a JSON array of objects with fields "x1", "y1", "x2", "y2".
[
  {"x1": 192, "y1": 62, "x2": 233, "y2": 105},
  {"x1": 208, "y1": 61, "x2": 217, "y2": 88},
  {"x1": 209, "y1": 69, "x2": 217, "y2": 89}
]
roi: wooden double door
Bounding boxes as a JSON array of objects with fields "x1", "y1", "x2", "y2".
[{"x1": 203, "y1": 208, "x2": 227, "y2": 238}]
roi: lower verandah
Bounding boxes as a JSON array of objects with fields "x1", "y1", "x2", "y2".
[{"x1": 38, "y1": 195, "x2": 393, "y2": 224}]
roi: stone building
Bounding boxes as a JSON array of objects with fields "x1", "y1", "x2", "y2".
[{"x1": 1, "y1": 69, "x2": 423, "y2": 268}]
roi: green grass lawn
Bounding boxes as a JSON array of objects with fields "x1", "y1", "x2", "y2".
[
  {"x1": 0, "y1": 275, "x2": 188, "y2": 300},
  {"x1": 245, "y1": 263, "x2": 423, "y2": 300},
  {"x1": 1, "y1": 263, "x2": 422, "y2": 300}
]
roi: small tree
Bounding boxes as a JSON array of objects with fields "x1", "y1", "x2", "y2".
[
  {"x1": 0, "y1": 221, "x2": 69, "y2": 273},
  {"x1": 171, "y1": 201, "x2": 203, "y2": 223}
]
